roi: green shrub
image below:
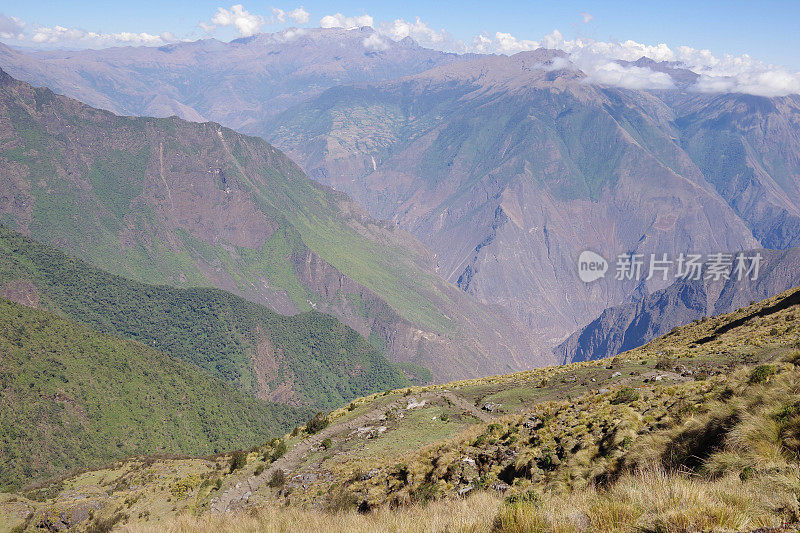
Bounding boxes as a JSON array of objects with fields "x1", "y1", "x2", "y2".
[
  {"x1": 749, "y1": 365, "x2": 777, "y2": 384},
  {"x1": 611, "y1": 388, "x2": 639, "y2": 405},
  {"x1": 325, "y1": 485, "x2": 359, "y2": 511},
  {"x1": 306, "y1": 412, "x2": 329, "y2": 434},
  {"x1": 228, "y1": 450, "x2": 247, "y2": 473},
  {"x1": 268, "y1": 469, "x2": 286, "y2": 488},
  {"x1": 321, "y1": 438, "x2": 332, "y2": 450},
  {"x1": 264, "y1": 438, "x2": 287, "y2": 462}
]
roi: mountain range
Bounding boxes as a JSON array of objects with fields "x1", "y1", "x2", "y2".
[
  {"x1": 0, "y1": 22, "x2": 800, "y2": 530},
  {"x1": 1, "y1": 29, "x2": 800, "y2": 360},
  {"x1": 0, "y1": 66, "x2": 543, "y2": 382},
  {"x1": 3, "y1": 31, "x2": 798, "y2": 360},
  {"x1": 267, "y1": 48, "x2": 800, "y2": 344},
  {"x1": 0, "y1": 28, "x2": 469, "y2": 134}
]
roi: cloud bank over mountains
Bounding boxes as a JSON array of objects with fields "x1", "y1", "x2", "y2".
[{"x1": 0, "y1": 4, "x2": 798, "y2": 97}]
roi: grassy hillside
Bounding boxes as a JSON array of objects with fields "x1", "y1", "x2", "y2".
[
  {"x1": 0, "y1": 226, "x2": 409, "y2": 409},
  {"x1": 0, "y1": 68, "x2": 543, "y2": 382},
  {"x1": 8, "y1": 287, "x2": 800, "y2": 531},
  {"x1": 0, "y1": 298, "x2": 309, "y2": 493}
]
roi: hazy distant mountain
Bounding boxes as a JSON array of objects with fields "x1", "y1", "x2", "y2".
[
  {"x1": 0, "y1": 27, "x2": 470, "y2": 134},
  {"x1": 0, "y1": 68, "x2": 545, "y2": 382},
  {"x1": 3, "y1": 35, "x2": 799, "y2": 356},
  {"x1": 267, "y1": 50, "x2": 799, "y2": 344},
  {"x1": 557, "y1": 248, "x2": 800, "y2": 363}
]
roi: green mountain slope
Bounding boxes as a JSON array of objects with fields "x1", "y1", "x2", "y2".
[
  {"x1": 0, "y1": 67, "x2": 545, "y2": 382},
  {"x1": 0, "y1": 298, "x2": 308, "y2": 492},
  {"x1": 0, "y1": 226, "x2": 410, "y2": 409},
  {"x1": 8, "y1": 288, "x2": 800, "y2": 531}
]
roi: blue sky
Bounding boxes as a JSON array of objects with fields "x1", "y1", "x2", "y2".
[{"x1": 0, "y1": 1, "x2": 798, "y2": 70}]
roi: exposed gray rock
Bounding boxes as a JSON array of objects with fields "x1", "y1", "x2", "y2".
[{"x1": 558, "y1": 248, "x2": 800, "y2": 363}]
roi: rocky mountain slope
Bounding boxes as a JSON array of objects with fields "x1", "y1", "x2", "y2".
[
  {"x1": 6, "y1": 286, "x2": 800, "y2": 531},
  {"x1": 4, "y1": 38, "x2": 798, "y2": 354},
  {"x1": 0, "y1": 68, "x2": 546, "y2": 381},
  {"x1": 268, "y1": 50, "x2": 791, "y2": 344},
  {"x1": 558, "y1": 247, "x2": 800, "y2": 363}
]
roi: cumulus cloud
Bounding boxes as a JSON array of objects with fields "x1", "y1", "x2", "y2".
[
  {"x1": 469, "y1": 29, "x2": 800, "y2": 96},
  {"x1": 209, "y1": 4, "x2": 265, "y2": 37},
  {"x1": 473, "y1": 34, "x2": 492, "y2": 53},
  {"x1": 319, "y1": 13, "x2": 374, "y2": 29},
  {"x1": 0, "y1": 15, "x2": 25, "y2": 40},
  {"x1": 272, "y1": 7, "x2": 310, "y2": 24},
  {"x1": 494, "y1": 31, "x2": 539, "y2": 53},
  {"x1": 200, "y1": 5, "x2": 311, "y2": 37},
  {"x1": 30, "y1": 25, "x2": 176, "y2": 46},
  {"x1": 379, "y1": 17, "x2": 449, "y2": 48},
  {"x1": 277, "y1": 27, "x2": 306, "y2": 41},
  {"x1": 363, "y1": 32, "x2": 389, "y2": 51}
]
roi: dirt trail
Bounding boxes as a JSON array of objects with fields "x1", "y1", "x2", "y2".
[
  {"x1": 441, "y1": 391, "x2": 493, "y2": 422},
  {"x1": 210, "y1": 391, "x2": 492, "y2": 513}
]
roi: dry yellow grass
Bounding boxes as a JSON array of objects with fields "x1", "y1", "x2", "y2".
[
  {"x1": 122, "y1": 492, "x2": 502, "y2": 533},
  {"x1": 497, "y1": 466, "x2": 797, "y2": 533},
  {"x1": 121, "y1": 465, "x2": 797, "y2": 533}
]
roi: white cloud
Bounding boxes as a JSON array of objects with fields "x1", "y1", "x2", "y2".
[
  {"x1": 379, "y1": 17, "x2": 449, "y2": 47},
  {"x1": 272, "y1": 7, "x2": 310, "y2": 24},
  {"x1": 201, "y1": 5, "x2": 310, "y2": 36},
  {"x1": 469, "y1": 30, "x2": 800, "y2": 96},
  {"x1": 0, "y1": 15, "x2": 25, "y2": 40},
  {"x1": 494, "y1": 31, "x2": 539, "y2": 53},
  {"x1": 363, "y1": 32, "x2": 389, "y2": 51},
  {"x1": 210, "y1": 4, "x2": 265, "y2": 37},
  {"x1": 319, "y1": 13, "x2": 374, "y2": 29},
  {"x1": 588, "y1": 62, "x2": 675, "y2": 90},
  {"x1": 277, "y1": 27, "x2": 306, "y2": 41},
  {"x1": 581, "y1": 12, "x2": 594, "y2": 24},
  {"x1": 473, "y1": 34, "x2": 492, "y2": 53},
  {"x1": 30, "y1": 25, "x2": 176, "y2": 46}
]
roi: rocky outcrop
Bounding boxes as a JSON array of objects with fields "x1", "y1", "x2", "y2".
[{"x1": 558, "y1": 248, "x2": 800, "y2": 363}]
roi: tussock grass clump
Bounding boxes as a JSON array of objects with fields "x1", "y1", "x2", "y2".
[
  {"x1": 496, "y1": 466, "x2": 798, "y2": 532},
  {"x1": 124, "y1": 492, "x2": 501, "y2": 533},
  {"x1": 750, "y1": 364, "x2": 778, "y2": 384},
  {"x1": 610, "y1": 387, "x2": 639, "y2": 405}
]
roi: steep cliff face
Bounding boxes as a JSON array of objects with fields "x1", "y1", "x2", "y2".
[
  {"x1": 670, "y1": 92, "x2": 800, "y2": 249},
  {"x1": 557, "y1": 248, "x2": 800, "y2": 363},
  {"x1": 0, "y1": 68, "x2": 547, "y2": 383},
  {"x1": 267, "y1": 51, "x2": 770, "y2": 343},
  {"x1": 4, "y1": 39, "x2": 799, "y2": 365}
]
